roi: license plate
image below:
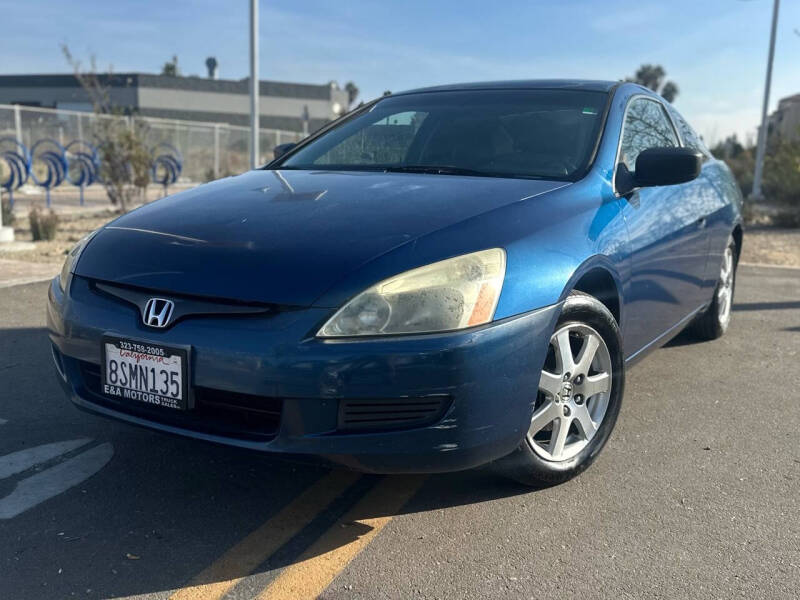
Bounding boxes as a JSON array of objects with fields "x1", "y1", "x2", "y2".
[{"x1": 101, "y1": 336, "x2": 189, "y2": 410}]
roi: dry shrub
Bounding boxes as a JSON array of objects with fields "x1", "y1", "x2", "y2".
[
  {"x1": 1, "y1": 197, "x2": 14, "y2": 227},
  {"x1": 29, "y1": 207, "x2": 60, "y2": 241}
]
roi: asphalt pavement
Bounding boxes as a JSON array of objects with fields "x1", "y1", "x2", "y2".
[{"x1": 0, "y1": 265, "x2": 798, "y2": 599}]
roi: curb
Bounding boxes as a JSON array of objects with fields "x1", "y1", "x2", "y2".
[
  {"x1": 0, "y1": 258, "x2": 60, "y2": 289},
  {"x1": 0, "y1": 275, "x2": 55, "y2": 289}
]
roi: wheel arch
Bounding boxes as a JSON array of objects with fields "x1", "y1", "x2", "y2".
[
  {"x1": 561, "y1": 258, "x2": 623, "y2": 326},
  {"x1": 732, "y1": 223, "x2": 743, "y2": 262}
]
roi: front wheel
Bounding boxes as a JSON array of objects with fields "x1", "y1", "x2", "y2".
[{"x1": 495, "y1": 291, "x2": 625, "y2": 487}]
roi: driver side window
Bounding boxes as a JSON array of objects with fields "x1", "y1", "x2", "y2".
[{"x1": 619, "y1": 98, "x2": 679, "y2": 171}]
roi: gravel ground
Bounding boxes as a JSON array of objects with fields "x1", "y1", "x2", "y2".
[
  {"x1": 740, "y1": 227, "x2": 800, "y2": 267},
  {"x1": 0, "y1": 209, "x2": 124, "y2": 264}
]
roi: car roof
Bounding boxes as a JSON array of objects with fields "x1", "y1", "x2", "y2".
[{"x1": 394, "y1": 79, "x2": 619, "y2": 96}]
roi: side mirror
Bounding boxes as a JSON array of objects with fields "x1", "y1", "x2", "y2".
[
  {"x1": 273, "y1": 143, "x2": 297, "y2": 160},
  {"x1": 616, "y1": 147, "x2": 702, "y2": 195}
]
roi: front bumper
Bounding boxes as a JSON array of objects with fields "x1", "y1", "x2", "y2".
[{"x1": 48, "y1": 276, "x2": 560, "y2": 473}]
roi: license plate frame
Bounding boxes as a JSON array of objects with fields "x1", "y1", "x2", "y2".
[{"x1": 101, "y1": 335, "x2": 192, "y2": 411}]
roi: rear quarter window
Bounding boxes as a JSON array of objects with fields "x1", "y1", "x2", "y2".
[{"x1": 669, "y1": 107, "x2": 712, "y2": 160}]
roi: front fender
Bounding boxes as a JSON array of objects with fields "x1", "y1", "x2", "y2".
[
  {"x1": 493, "y1": 177, "x2": 629, "y2": 319},
  {"x1": 313, "y1": 174, "x2": 629, "y2": 326}
]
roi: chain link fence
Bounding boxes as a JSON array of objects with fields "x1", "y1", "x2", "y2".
[{"x1": 0, "y1": 104, "x2": 304, "y2": 187}]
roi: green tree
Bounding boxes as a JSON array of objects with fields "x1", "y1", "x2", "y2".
[
  {"x1": 762, "y1": 137, "x2": 800, "y2": 211},
  {"x1": 711, "y1": 136, "x2": 754, "y2": 198},
  {"x1": 711, "y1": 131, "x2": 800, "y2": 224},
  {"x1": 161, "y1": 55, "x2": 180, "y2": 77},
  {"x1": 626, "y1": 64, "x2": 679, "y2": 103},
  {"x1": 711, "y1": 135, "x2": 745, "y2": 160}
]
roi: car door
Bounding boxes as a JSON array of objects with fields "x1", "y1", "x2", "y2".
[
  {"x1": 616, "y1": 96, "x2": 710, "y2": 357},
  {"x1": 667, "y1": 105, "x2": 736, "y2": 298}
]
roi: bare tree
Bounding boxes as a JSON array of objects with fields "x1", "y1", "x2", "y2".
[
  {"x1": 626, "y1": 64, "x2": 679, "y2": 103},
  {"x1": 62, "y1": 45, "x2": 152, "y2": 212}
]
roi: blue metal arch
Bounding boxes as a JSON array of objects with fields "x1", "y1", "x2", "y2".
[
  {"x1": 0, "y1": 137, "x2": 32, "y2": 208},
  {"x1": 151, "y1": 143, "x2": 183, "y2": 193},
  {"x1": 30, "y1": 138, "x2": 68, "y2": 207},
  {"x1": 65, "y1": 140, "x2": 100, "y2": 204}
]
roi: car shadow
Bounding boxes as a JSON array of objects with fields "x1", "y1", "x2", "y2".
[
  {"x1": 732, "y1": 300, "x2": 800, "y2": 311},
  {"x1": 0, "y1": 326, "x2": 536, "y2": 600},
  {"x1": 662, "y1": 327, "x2": 700, "y2": 348}
]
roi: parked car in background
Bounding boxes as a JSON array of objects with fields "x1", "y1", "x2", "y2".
[{"x1": 48, "y1": 80, "x2": 742, "y2": 485}]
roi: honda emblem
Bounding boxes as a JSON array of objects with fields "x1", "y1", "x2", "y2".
[{"x1": 142, "y1": 298, "x2": 175, "y2": 328}]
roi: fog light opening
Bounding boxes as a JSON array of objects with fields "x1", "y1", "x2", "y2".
[{"x1": 51, "y1": 345, "x2": 67, "y2": 382}]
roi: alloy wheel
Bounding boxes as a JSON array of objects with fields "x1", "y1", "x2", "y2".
[
  {"x1": 717, "y1": 246, "x2": 734, "y2": 326},
  {"x1": 529, "y1": 324, "x2": 613, "y2": 462}
]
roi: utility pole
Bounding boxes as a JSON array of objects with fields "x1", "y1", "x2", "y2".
[
  {"x1": 751, "y1": 0, "x2": 780, "y2": 201},
  {"x1": 249, "y1": 0, "x2": 259, "y2": 169}
]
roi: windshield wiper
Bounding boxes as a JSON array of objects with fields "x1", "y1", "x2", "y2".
[{"x1": 383, "y1": 165, "x2": 493, "y2": 177}]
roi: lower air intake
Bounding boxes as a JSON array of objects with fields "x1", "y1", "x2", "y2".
[{"x1": 337, "y1": 396, "x2": 451, "y2": 432}]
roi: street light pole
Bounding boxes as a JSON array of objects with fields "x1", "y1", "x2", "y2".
[
  {"x1": 249, "y1": 0, "x2": 259, "y2": 170},
  {"x1": 751, "y1": 0, "x2": 780, "y2": 201}
]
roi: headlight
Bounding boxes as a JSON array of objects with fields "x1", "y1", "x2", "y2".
[
  {"x1": 318, "y1": 248, "x2": 506, "y2": 337},
  {"x1": 59, "y1": 231, "x2": 97, "y2": 293}
]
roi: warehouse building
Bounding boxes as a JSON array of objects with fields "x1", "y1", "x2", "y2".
[
  {"x1": 0, "y1": 72, "x2": 350, "y2": 133},
  {"x1": 768, "y1": 93, "x2": 800, "y2": 143}
]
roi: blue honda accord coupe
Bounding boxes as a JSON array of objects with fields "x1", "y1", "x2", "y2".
[{"x1": 47, "y1": 80, "x2": 742, "y2": 484}]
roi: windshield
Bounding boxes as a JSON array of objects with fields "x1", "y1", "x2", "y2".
[{"x1": 278, "y1": 89, "x2": 608, "y2": 180}]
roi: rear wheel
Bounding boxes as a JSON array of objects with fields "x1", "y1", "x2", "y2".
[
  {"x1": 496, "y1": 291, "x2": 625, "y2": 486},
  {"x1": 690, "y1": 236, "x2": 737, "y2": 340}
]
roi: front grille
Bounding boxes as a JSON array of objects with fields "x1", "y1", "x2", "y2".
[
  {"x1": 91, "y1": 279, "x2": 277, "y2": 324},
  {"x1": 338, "y1": 396, "x2": 451, "y2": 432},
  {"x1": 76, "y1": 360, "x2": 281, "y2": 442}
]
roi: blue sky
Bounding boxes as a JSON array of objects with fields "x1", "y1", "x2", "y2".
[{"x1": 3, "y1": 0, "x2": 799, "y2": 144}]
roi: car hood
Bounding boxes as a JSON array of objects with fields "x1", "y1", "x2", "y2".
[{"x1": 77, "y1": 169, "x2": 568, "y2": 306}]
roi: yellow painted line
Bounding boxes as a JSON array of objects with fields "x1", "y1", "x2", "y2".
[
  {"x1": 257, "y1": 475, "x2": 426, "y2": 600},
  {"x1": 169, "y1": 470, "x2": 360, "y2": 600}
]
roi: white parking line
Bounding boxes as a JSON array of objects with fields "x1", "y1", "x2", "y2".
[
  {"x1": 0, "y1": 443, "x2": 113, "y2": 519},
  {"x1": 0, "y1": 439, "x2": 92, "y2": 480}
]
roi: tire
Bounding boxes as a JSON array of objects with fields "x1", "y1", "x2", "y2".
[
  {"x1": 495, "y1": 291, "x2": 625, "y2": 487},
  {"x1": 689, "y1": 235, "x2": 737, "y2": 341}
]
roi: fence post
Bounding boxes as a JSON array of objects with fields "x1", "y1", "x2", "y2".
[
  {"x1": 14, "y1": 104, "x2": 22, "y2": 144},
  {"x1": 214, "y1": 124, "x2": 220, "y2": 179},
  {"x1": 0, "y1": 186, "x2": 13, "y2": 243},
  {"x1": 0, "y1": 186, "x2": 11, "y2": 243}
]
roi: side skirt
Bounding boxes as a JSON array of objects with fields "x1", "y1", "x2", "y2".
[{"x1": 624, "y1": 304, "x2": 706, "y2": 369}]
